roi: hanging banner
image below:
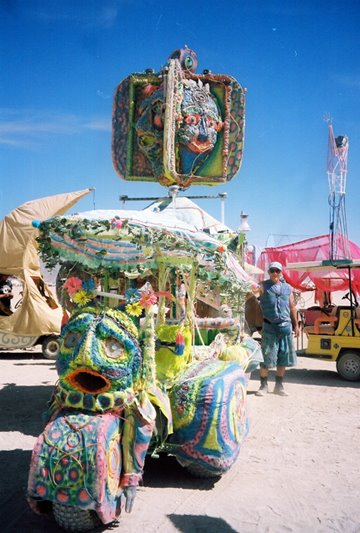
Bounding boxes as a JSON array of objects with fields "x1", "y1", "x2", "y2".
[{"x1": 112, "y1": 48, "x2": 245, "y2": 188}]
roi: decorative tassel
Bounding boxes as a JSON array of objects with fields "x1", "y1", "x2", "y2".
[
  {"x1": 141, "y1": 306, "x2": 156, "y2": 390},
  {"x1": 61, "y1": 310, "x2": 70, "y2": 327},
  {"x1": 175, "y1": 330, "x2": 185, "y2": 355}
]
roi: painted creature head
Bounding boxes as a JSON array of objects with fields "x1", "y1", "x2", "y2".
[
  {"x1": 176, "y1": 79, "x2": 223, "y2": 174},
  {"x1": 56, "y1": 307, "x2": 142, "y2": 411},
  {"x1": 135, "y1": 85, "x2": 165, "y2": 177}
]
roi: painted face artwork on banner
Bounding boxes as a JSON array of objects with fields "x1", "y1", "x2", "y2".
[
  {"x1": 176, "y1": 78, "x2": 223, "y2": 175},
  {"x1": 135, "y1": 84, "x2": 166, "y2": 178},
  {"x1": 112, "y1": 48, "x2": 245, "y2": 187}
]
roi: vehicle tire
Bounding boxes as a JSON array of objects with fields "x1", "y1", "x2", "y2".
[
  {"x1": 53, "y1": 503, "x2": 101, "y2": 532},
  {"x1": 336, "y1": 351, "x2": 360, "y2": 381},
  {"x1": 42, "y1": 335, "x2": 60, "y2": 360},
  {"x1": 183, "y1": 461, "x2": 222, "y2": 479}
]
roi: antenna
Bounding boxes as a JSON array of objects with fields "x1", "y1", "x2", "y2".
[{"x1": 325, "y1": 116, "x2": 350, "y2": 261}]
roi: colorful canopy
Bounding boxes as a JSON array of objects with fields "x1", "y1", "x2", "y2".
[{"x1": 37, "y1": 208, "x2": 252, "y2": 286}]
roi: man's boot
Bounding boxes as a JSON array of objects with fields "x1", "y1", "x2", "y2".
[
  {"x1": 273, "y1": 375, "x2": 288, "y2": 396},
  {"x1": 255, "y1": 376, "x2": 268, "y2": 396}
]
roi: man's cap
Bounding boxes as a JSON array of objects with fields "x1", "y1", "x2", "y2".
[{"x1": 268, "y1": 261, "x2": 283, "y2": 271}]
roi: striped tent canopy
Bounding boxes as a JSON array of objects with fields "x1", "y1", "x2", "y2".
[{"x1": 36, "y1": 209, "x2": 252, "y2": 285}]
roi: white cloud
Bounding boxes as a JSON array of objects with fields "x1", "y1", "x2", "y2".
[
  {"x1": 23, "y1": 1, "x2": 119, "y2": 29},
  {"x1": 332, "y1": 74, "x2": 360, "y2": 90},
  {"x1": 97, "y1": 90, "x2": 111, "y2": 100},
  {"x1": 0, "y1": 138, "x2": 37, "y2": 148},
  {"x1": 0, "y1": 109, "x2": 111, "y2": 148},
  {"x1": 97, "y1": 6, "x2": 119, "y2": 28},
  {"x1": 84, "y1": 119, "x2": 111, "y2": 131}
]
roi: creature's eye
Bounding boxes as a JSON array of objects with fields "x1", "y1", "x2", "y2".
[
  {"x1": 139, "y1": 134, "x2": 156, "y2": 147},
  {"x1": 104, "y1": 337, "x2": 126, "y2": 360},
  {"x1": 185, "y1": 114, "x2": 199, "y2": 125},
  {"x1": 152, "y1": 102, "x2": 164, "y2": 116},
  {"x1": 206, "y1": 118, "x2": 216, "y2": 129},
  {"x1": 183, "y1": 55, "x2": 193, "y2": 69},
  {"x1": 64, "y1": 331, "x2": 82, "y2": 349}
]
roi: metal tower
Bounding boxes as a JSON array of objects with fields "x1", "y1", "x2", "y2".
[{"x1": 326, "y1": 118, "x2": 350, "y2": 262}]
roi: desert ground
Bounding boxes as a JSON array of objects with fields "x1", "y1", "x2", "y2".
[{"x1": 0, "y1": 348, "x2": 360, "y2": 533}]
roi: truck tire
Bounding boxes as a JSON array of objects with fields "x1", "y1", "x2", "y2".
[
  {"x1": 336, "y1": 351, "x2": 360, "y2": 381},
  {"x1": 53, "y1": 503, "x2": 101, "y2": 532},
  {"x1": 42, "y1": 335, "x2": 60, "y2": 360}
]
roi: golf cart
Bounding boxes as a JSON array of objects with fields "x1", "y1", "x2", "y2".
[
  {"x1": 287, "y1": 259, "x2": 360, "y2": 381},
  {"x1": 0, "y1": 272, "x2": 62, "y2": 359}
]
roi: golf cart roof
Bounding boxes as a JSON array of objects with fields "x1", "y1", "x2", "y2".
[{"x1": 286, "y1": 259, "x2": 360, "y2": 272}]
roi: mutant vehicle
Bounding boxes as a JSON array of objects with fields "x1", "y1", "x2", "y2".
[
  {"x1": 27, "y1": 48, "x2": 263, "y2": 531},
  {"x1": 27, "y1": 206, "x2": 262, "y2": 531}
]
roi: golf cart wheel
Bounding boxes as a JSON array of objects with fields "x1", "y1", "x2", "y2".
[
  {"x1": 42, "y1": 335, "x2": 60, "y2": 360},
  {"x1": 336, "y1": 351, "x2": 360, "y2": 381},
  {"x1": 53, "y1": 503, "x2": 101, "y2": 532}
]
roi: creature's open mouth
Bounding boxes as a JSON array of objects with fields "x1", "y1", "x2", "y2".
[{"x1": 67, "y1": 368, "x2": 110, "y2": 394}]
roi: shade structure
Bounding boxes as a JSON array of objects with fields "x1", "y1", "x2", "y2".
[
  {"x1": 257, "y1": 234, "x2": 360, "y2": 295},
  {"x1": 0, "y1": 189, "x2": 91, "y2": 336},
  {"x1": 143, "y1": 196, "x2": 232, "y2": 235}
]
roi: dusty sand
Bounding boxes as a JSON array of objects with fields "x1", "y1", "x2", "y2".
[{"x1": 0, "y1": 349, "x2": 360, "y2": 533}]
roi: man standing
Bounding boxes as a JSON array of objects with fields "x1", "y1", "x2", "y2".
[{"x1": 256, "y1": 262, "x2": 299, "y2": 396}]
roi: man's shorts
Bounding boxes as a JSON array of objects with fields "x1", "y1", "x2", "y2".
[{"x1": 260, "y1": 324, "x2": 297, "y2": 368}]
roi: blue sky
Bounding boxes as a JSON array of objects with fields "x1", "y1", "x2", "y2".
[{"x1": 1, "y1": 0, "x2": 360, "y2": 251}]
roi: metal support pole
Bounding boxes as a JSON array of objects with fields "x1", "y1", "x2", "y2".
[
  {"x1": 119, "y1": 191, "x2": 228, "y2": 223},
  {"x1": 168, "y1": 185, "x2": 180, "y2": 216},
  {"x1": 348, "y1": 265, "x2": 355, "y2": 336},
  {"x1": 218, "y1": 192, "x2": 227, "y2": 225}
]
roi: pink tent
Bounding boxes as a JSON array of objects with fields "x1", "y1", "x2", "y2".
[{"x1": 257, "y1": 234, "x2": 360, "y2": 296}]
